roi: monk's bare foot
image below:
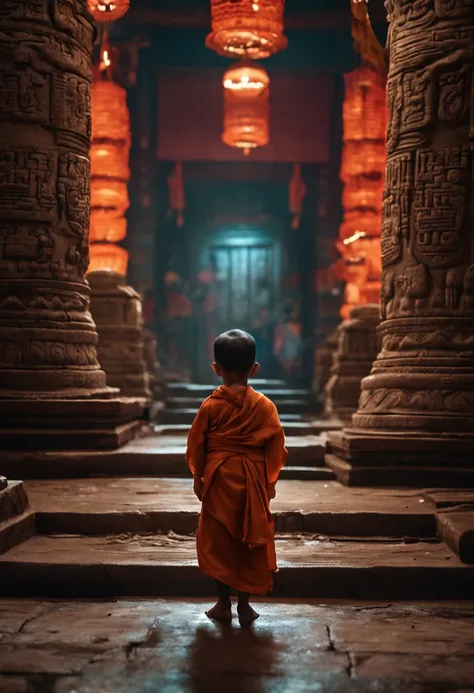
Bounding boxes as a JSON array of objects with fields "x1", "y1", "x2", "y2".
[
  {"x1": 205, "y1": 600, "x2": 232, "y2": 622},
  {"x1": 237, "y1": 604, "x2": 259, "y2": 627}
]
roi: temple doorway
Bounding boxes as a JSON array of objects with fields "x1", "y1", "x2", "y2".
[{"x1": 157, "y1": 162, "x2": 317, "y2": 386}]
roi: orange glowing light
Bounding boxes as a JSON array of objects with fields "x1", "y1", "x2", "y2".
[
  {"x1": 343, "y1": 66, "x2": 387, "y2": 142},
  {"x1": 90, "y1": 142, "x2": 130, "y2": 180},
  {"x1": 91, "y1": 178, "x2": 129, "y2": 214},
  {"x1": 92, "y1": 80, "x2": 131, "y2": 144},
  {"x1": 88, "y1": 0, "x2": 130, "y2": 22},
  {"x1": 90, "y1": 74, "x2": 131, "y2": 274},
  {"x1": 89, "y1": 210, "x2": 127, "y2": 243},
  {"x1": 336, "y1": 65, "x2": 387, "y2": 317},
  {"x1": 206, "y1": 0, "x2": 287, "y2": 59},
  {"x1": 341, "y1": 141, "x2": 386, "y2": 182},
  {"x1": 88, "y1": 243, "x2": 129, "y2": 276},
  {"x1": 222, "y1": 62, "x2": 270, "y2": 153}
]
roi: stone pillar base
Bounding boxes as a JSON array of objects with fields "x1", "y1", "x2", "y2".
[
  {"x1": 324, "y1": 305, "x2": 379, "y2": 424},
  {"x1": 0, "y1": 397, "x2": 143, "y2": 451},
  {"x1": 326, "y1": 429, "x2": 474, "y2": 488}
]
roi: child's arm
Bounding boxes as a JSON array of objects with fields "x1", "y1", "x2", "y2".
[
  {"x1": 186, "y1": 400, "x2": 210, "y2": 500},
  {"x1": 264, "y1": 405, "x2": 288, "y2": 499}
]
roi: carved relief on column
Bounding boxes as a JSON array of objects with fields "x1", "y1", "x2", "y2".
[
  {"x1": 325, "y1": 304, "x2": 379, "y2": 423},
  {"x1": 0, "y1": 0, "x2": 109, "y2": 398},
  {"x1": 352, "y1": 0, "x2": 474, "y2": 436}
]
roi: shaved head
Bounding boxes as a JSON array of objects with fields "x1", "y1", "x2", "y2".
[{"x1": 214, "y1": 329, "x2": 256, "y2": 374}]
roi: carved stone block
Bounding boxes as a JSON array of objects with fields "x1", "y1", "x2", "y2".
[
  {"x1": 88, "y1": 270, "x2": 151, "y2": 400},
  {"x1": 324, "y1": 305, "x2": 380, "y2": 423}
]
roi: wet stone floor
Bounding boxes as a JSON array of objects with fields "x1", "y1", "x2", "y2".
[{"x1": 1, "y1": 599, "x2": 474, "y2": 693}]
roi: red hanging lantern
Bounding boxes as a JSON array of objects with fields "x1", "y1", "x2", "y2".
[
  {"x1": 90, "y1": 142, "x2": 130, "y2": 180},
  {"x1": 342, "y1": 177, "x2": 385, "y2": 214},
  {"x1": 206, "y1": 0, "x2": 287, "y2": 59},
  {"x1": 92, "y1": 80, "x2": 131, "y2": 145},
  {"x1": 88, "y1": 243, "x2": 129, "y2": 276},
  {"x1": 90, "y1": 74, "x2": 131, "y2": 273},
  {"x1": 339, "y1": 211, "x2": 382, "y2": 242},
  {"x1": 91, "y1": 178, "x2": 129, "y2": 215},
  {"x1": 341, "y1": 141, "x2": 386, "y2": 182},
  {"x1": 343, "y1": 66, "x2": 387, "y2": 142},
  {"x1": 89, "y1": 210, "x2": 127, "y2": 243},
  {"x1": 88, "y1": 0, "x2": 130, "y2": 22},
  {"x1": 337, "y1": 64, "x2": 387, "y2": 317},
  {"x1": 222, "y1": 62, "x2": 270, "y2": 154}
]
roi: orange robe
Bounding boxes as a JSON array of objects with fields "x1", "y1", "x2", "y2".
[{"x1": 186, "y1": 385, "x2": 288, "y2": 595}]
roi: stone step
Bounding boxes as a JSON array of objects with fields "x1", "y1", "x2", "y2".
[
  {"x1": 326, "y1": 454, "x2": 474, "y2": 489},
  {"x1": 167, "y1": 382, "x2": 314, "y2": 401},
  {"x1": 279, "y1": 466, "x2": 336, "y2": 481},
  {"x1": 162, "y1": 409, "x2": 317, "y2": 426},
  {"x1": 1, "y1": 535, "x2": 471, "y2": 599},
  {"x1": 166, "y1": 380, "x2": 295, "y2": 397},
  {"x1": 24, "y1": 479, "x2": 437, "y2": 539},
  {"x1": 165, "y1": 396, "x2": 312, "y2": 415},
  {"x1": 2, "y1": 435, "x2": 327, "y2": 480},
  {"x1": 155, "y1": 419, "x2": 341, "y2": 438}
]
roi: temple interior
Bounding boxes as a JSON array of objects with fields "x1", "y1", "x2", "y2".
[{"x1": 1, "y1": 0, "x2": 474, "y2": 691}]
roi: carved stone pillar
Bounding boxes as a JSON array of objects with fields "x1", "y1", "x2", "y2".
[
  {"x1": 0, "y1": 0, "x2": 142, "y2": 450},
  {"x1": 325, "y1": 305, "x2": 379, "y2": 424},
  {"x1": 327, "y1": 0, "x2": 474, "y2": 486},
  {"x1": 88, "y1": 271, "x2": 151, "y2": 400}
]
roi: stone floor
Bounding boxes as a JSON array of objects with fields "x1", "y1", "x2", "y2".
[{"x1": 0, "y1": 598, "x2": 474, "y2": 692}]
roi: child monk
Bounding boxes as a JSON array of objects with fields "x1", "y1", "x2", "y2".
[{"x1": 186, "y1": 329, "x2": 288, "y2": 626}]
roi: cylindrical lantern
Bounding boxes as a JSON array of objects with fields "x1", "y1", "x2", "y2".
[
  {"x1": 88, "y1": 243, "x2": 129, "y2": 276},
  {"x1": 222, "y1": 62, "x2": 270, "y2": 154},
  {"x1": 89, "y1": 75, "x2": 131, "y2": 275},
  {"x1": 336, "y1": 64, "x2": 387, "y2": 317},
  {"x1": 92, "y1": 80, "x2": 131, "y2": 145},
  {"x1": 91, "y1": 178, "x2": 129, "y2": 214},
  {"x1": 90, "y1": 210, "x2": 127, "y2": 243},
  {"x1": 342, "y1": 178, "x2": 385, "y2": 213},
  {"x1": 343, "y1": 66, "x2": 387, "y2": 142},
  {"x1": 206, "y1": 0, "x2": 287, "y2": 59},
  {"x1": 90, "y1": 142, "x2": 130, "y2": 180},
  {"x1": 341, "y1": 141, "x2": 386, "y2": 181},
  {"x1": 339, "y1": 211, "x2": 381, "y2": 242},
  {"x1": 88, "y1": 0, "x2": 130, "y2": 22}
]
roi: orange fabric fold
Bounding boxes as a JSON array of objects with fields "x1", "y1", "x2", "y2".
[{"x1": 186, "y1": 385, "x2": 288, "y2": 595}]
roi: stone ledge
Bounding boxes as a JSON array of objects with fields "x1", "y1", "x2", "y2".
[
  {"x1": 327, "y1": 429, "x2": 474, "y2": 467},
  {"x1": 1, "y1": 397, "x2": 144, "y2": 427},
  {"x1": 0, "y1": 535, "x2": 471, "y2": 599},
  {"x1": 0, "y1": 481, "x2": 29, "y2": 524},
  {"x1": 437, "y1": 509, "x2": 474, "y2": 564},
  {"x1": 0, "y1": 511, "x2": 35, "y2": 554},
  {"x1": 326, "y1": 454, "x2": 474, "y2": 488},
  {"x1": 0, "y1": 481, "x2": 34, "y2": 554},
  {"x1": 0, "y1": 420, "x2": 142, "y2": 452},
  {"x1": 0, "y1": 434, "x2": 326, "y2": 479}
]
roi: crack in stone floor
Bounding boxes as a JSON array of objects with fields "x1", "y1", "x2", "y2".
[{"x1": 1, "y1": 599, "x2": 474, "y2": 693}]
